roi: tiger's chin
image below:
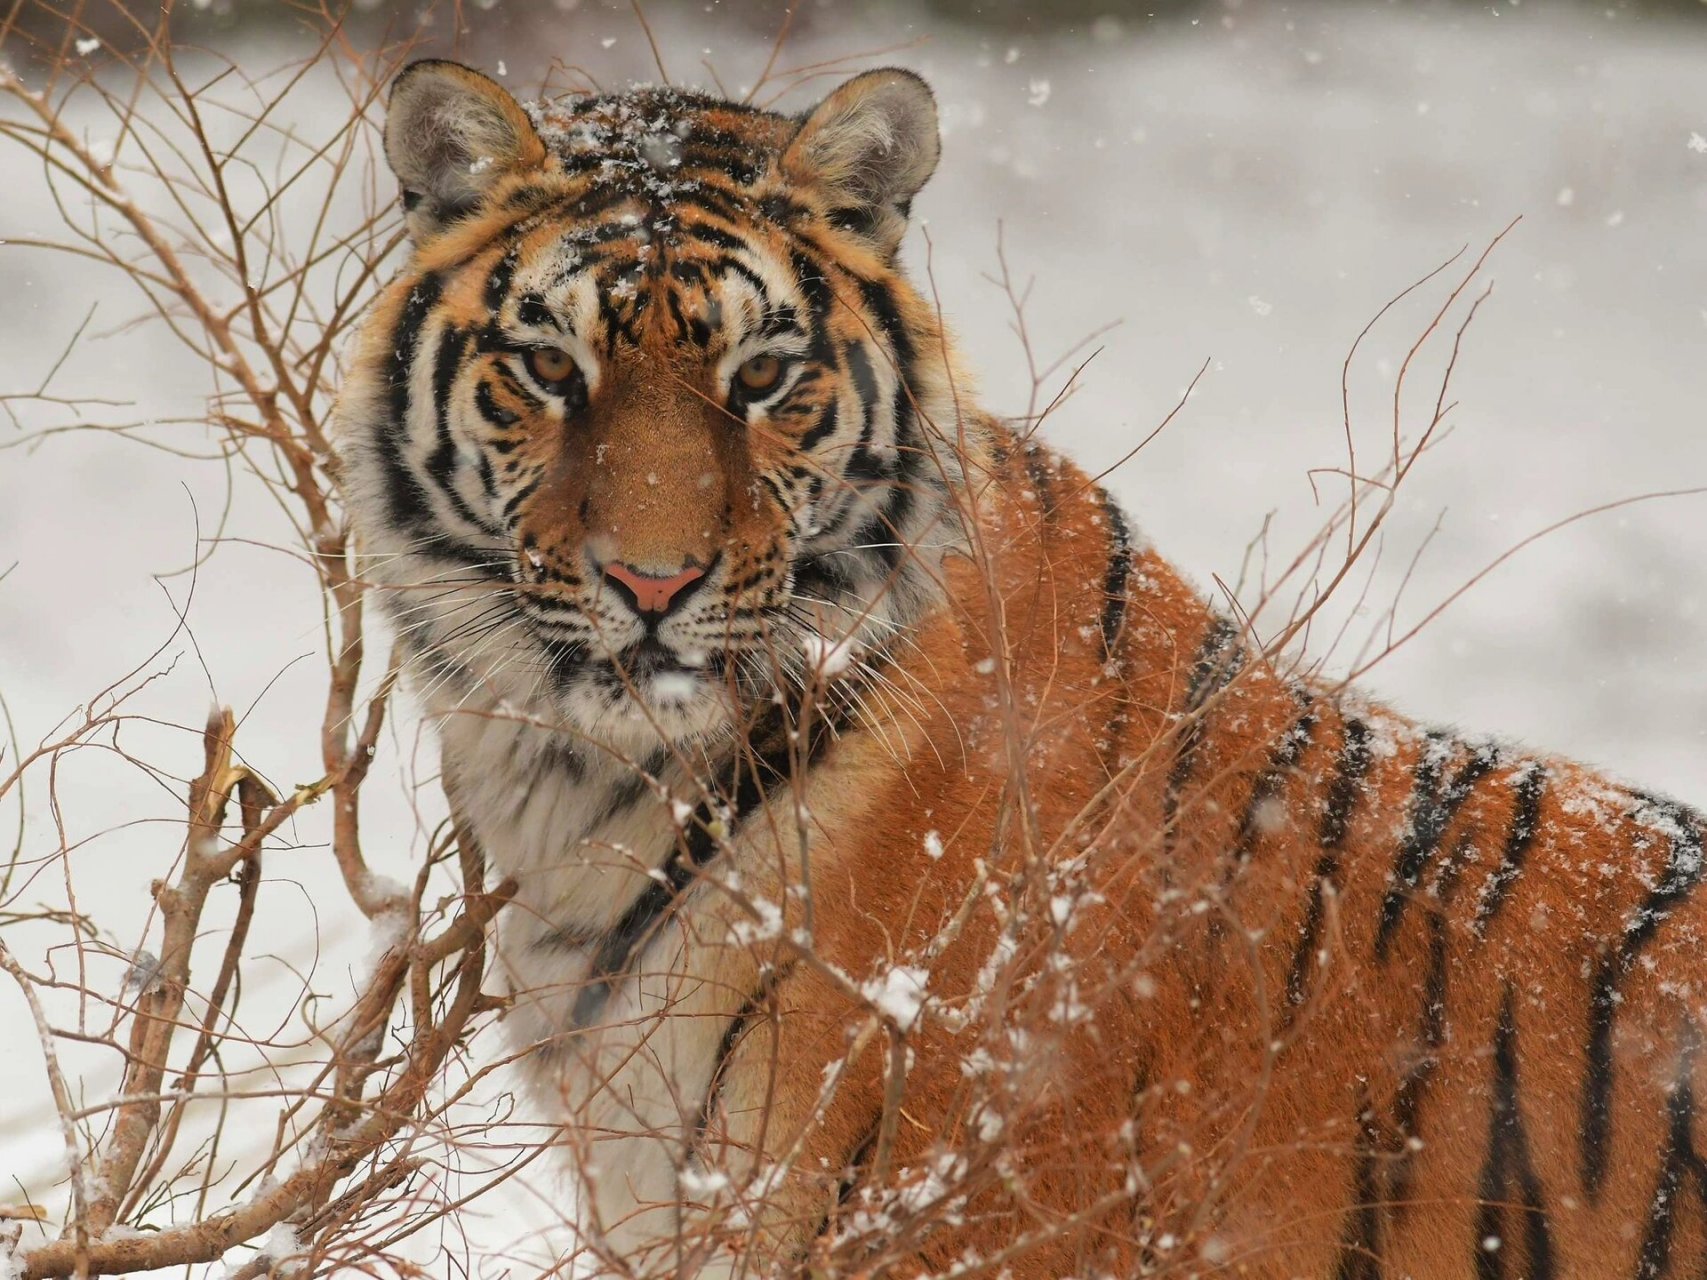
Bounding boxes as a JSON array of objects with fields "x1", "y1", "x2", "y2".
[{"x1": 553, "y1": 648, "x2": 744, "y2": 754}]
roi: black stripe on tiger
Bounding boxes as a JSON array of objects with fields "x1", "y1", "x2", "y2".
[
  {"x1": 851, "y1": 482, "x2": 914, "y2": 577},
  {"x1": 1634, "y1": 1018, "x2": 1707, "y2": 1280},
  {"x1": 516, "y1": 292, "x2": 562, "y2": 332},
  {"x1": 483, "y1": 243, "x2": 520, "y2": 313},
  {"x1": 788, "y1": 249, "x2": 835, "y2": 327},
  {"x1": 1473, "y1": 987, "x2": 1555, "y2": 1280},
  {"x1": 1333, "y1": 1095, "x2": 1385, "y2": 1280},
  {"x1": 709, "y1": 256, "x2": 774, "y2": 311},
  {"x1": 810, "y1": 1117, "x2": 884, "y2": 1253},
  {"x1": 473, "y1": 381, "x2": 521, "y2": 430},
  {"x1": 1200, "y1": 695, "x2": 1320, "y2": 962},
  {"x1": 1581, "y1": 796, "x2": 1706, "y2": 1200},
  {"x1": 1386, "y1": 828, "x2": 1478, "y2": 1224},
  {"x1": 1374, "y1": 736, "x2": 1499, "y2": 961},
  {"x1": 1085, "y1": 492, "x2": 1139, "y2": 789},
  {"x1": 854, "y1": 274, "x2": 918, "y2": 448},
  {"x1": 1021, "y1": 442, "x2": 1058, "y2": 520},
  {"x1": 1160, "y1": 617, "x2": 1245, "y2": 861},
  {"x1": 1097, "y1": 491, "x2": 1133, "y2": 663},
  {"x1": 424, "y1": 324, "x2": 508, "y2": 539},
  {"x1": 591, "y1": 760, "x2": 657, "y2": 828},
  {"x1": 380, "y1": 273, "x2": 443, "y2": 534},
  {"x1": 499, "y1": 474, "x2": 541, "y2": 527},
  {"x1": 1230, "y1": 701, "x2": 1319, "y2": 864},
  {"x1": 842, "y1": 340, "x2": 880, "y2": 452},
  {"x1": 675, "y1": 218, "x2": 751, "y2": 255},
  {"x1": 1285, "y1": 715, "x2": 1373, "y2": 1011},
  {"x1": 694, "y1": 964, "x2": 794, "y2": 1143},
  {"x1": 1471, "y1": 761, "x2": 1546, "y2": 939},
  {"x1": 799, "y1": 397, "x2": 840, "y2": 454}
]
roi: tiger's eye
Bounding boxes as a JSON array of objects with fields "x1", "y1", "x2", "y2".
[
  {"x1": 526, "y1": 347, "x2": 578, "y2": 385},
  {"x1": 736, "y1": 354, "x2": 784, "y2": 395}
]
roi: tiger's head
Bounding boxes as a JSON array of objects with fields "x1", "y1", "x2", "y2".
[{"x1": 336, "y1": 61, "x2": 973, "y2": 752}]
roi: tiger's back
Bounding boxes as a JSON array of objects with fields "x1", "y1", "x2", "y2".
[
  {"x1": 729, "y1": 435, "x2": 1707, "y2": 1278},
  {"x1": 334, "y1": 56, "x2": 1707, "y2": 1279}
]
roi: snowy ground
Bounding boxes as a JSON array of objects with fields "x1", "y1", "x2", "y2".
[{"x1": 3, "y1": 1, "x2": 1706, "y2": 1273}]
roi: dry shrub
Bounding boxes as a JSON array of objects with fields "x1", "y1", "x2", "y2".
[{"x1": 0, "y1": 6, "x2": 516, "y2": 1276}]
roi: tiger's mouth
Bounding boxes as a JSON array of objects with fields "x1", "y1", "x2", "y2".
[
  {"x1": 571, "y1": 634, "x2": 741, "y2": 723},
  {"x1": 508, "y1": 561, "x2": 855, "y2": 744},
  {"x1": 539, "y1": 632, "x2": 715, "y2": 682},
  {"x1": 603, "y1": 638, "x2": 716, "y2": 690}
]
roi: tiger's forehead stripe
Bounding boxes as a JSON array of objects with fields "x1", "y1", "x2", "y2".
[
  {"x1": 413, "y1": 90, "x2": 870, "y2": 349},
  {"x1": 452, "y1": 204, "x2": 873, "y2": 397}
]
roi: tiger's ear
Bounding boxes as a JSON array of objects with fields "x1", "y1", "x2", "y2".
[
  {"x1": 782, "y1": 69, "x2": 939, "y2": 254},
  {"x1": 384, "y1": 59, "x2": 546, "y2": 244}
]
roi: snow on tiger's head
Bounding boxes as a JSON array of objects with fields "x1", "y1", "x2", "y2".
[{"x1": 334, "y1": 59, "x2": 977, "y2": 751}]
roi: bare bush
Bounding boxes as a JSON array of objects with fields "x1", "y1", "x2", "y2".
[{"x1": 0, "y1": 6, "x2": 529, "y2": 1275}]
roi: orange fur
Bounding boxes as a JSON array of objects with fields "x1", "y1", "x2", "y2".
[{"x1": 704, "y1": 437, "x2": 1707, "y2": 1277}]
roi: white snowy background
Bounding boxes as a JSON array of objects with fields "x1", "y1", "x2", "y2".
[{"x1": 2, "y1": 0, "x2": 1706, "y2": 1273}]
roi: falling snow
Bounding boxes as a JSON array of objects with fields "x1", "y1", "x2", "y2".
[
  {"x1": 800, "y1": 631, "x2": 856, "y2": 678},
  {"x1": 862, "y1": 965, "x2": 930, "y2": 1031}
]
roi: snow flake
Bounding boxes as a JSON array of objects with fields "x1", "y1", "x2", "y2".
[
  {"x1": 679, "y1": 1167, "x2": 730, "y2": 1198},
  {"x1": 257, "y1": 1224, "x2": 308, "y2": 1277},
  {"x1": 359, "y1": 902, "x2": 413, "y2": 983},
  {"x1": 357, "y1": 870, "x2": 409, "y2": 906},
  {"x1": 863, "y1": 965, "x2": 929, "y2": 1030},
  {"x1": 801, "y1": 631, "x2": 856, "y2": 677},
  {"x1": 652, "y1": 672, "x2": 698, "y2": 702},
  {"x1": 732, "y1": 897, "x2": 783, "y2": 945}
]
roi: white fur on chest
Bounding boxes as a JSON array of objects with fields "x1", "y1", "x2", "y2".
[{"x1": 441, "y1": 708, "x2": 754, "y2": 1266}]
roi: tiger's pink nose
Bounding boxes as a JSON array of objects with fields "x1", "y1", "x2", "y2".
[{"x1": 602, "y1": 560, "x2": 706, "y2": 616}]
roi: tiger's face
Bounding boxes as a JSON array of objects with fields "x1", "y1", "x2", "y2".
[{"x1": 336, "y1": 61, "x2": 965, "y2": 751}]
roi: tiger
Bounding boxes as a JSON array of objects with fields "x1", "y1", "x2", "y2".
[{"x1": 333, "y1": 57, "x2": 1707, "y2": 1279}]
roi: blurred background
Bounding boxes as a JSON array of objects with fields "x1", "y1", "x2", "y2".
[{"x1": 3, "y1": 0, "x2": 1706, "y2": 1272}]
